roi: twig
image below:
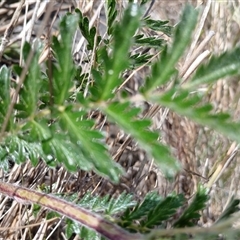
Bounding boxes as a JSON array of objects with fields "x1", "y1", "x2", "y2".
[
  {"x1": 143, "y1": 0, "x2": 155, "y2": 18},
  {"x1": 0, "y1": 181, "x2": 144, "y2": 240}
]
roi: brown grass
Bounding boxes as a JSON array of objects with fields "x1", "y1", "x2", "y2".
[{"x1": 0, "y1": 0, "x2": 240, "y2": 239}]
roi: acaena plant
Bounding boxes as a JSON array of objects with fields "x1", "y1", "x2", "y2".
[{"x1": 0, "y1": 1, "x2": 240, "y2": 239}]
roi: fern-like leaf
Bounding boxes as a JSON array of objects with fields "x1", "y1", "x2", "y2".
[
  {"x1": 14, "y1": 41, "x2": 42, "y2": 118},
  {"x1": 121, "y1": 192, "x2": 162, "y2": 224},
  {"x1": 143, "y1": 17, "x2": 173, "y2": 37},
  {"x1": 215, "y1": 197, "x2": 240, "y2": 224},
  {"x1": 184, "y1": 47, "x2": 240, "y2": 89},
  {"x1": 57, "y1": 108, "x2": 123, "y2": 182},
  {"x1": 3, "y1": 135, "x2": 44, "y2": 166},
  {"x1": 107, "y1": 0, "x2": 118, "y2": 35},
  {"x1": 70, "y1": 191, "x2": 137, "y2": 215},
  {"x1": 52, "y1": 14, "x2": 77, "y2": 105},
  {"x1": 42, "y1": 132, "x2": 93, "y2": 172},
  {"x1": 66, "y1": 218, "x2": 104, "y2": 240},
  {"x1": 94, "y1": 2, "x2": 141, "y2": 101},
  {"x1": 143, "y1": 4, "x2": 198, "y2": 92},
  {"x1": 103, "y1": 101, "x2": 180, "y2": 178},
  {"x1": 174, "y1": 185, "x2": 209, "y2": 227},
  {"x1": 141, "y1": 193, "x2": 185, "y2": 230},
  {"x1": 76, "y1": 9, "x2": 101, "y2": 50},
  {"x1": 130, "y1": 53, "x2": 153, "y2": 68},
  {"x1": 121, "y1": 192, "x2": 185, "y2": 233},
  {"x1": 64, "y1": 192, "x2": 136, "y2": 239},
  {"x1": 134, "y1": 34, "x2": 165, "y2": 48},
  {"x1": 152, "y1": 88, "x2": 240, "y2": 143},
  {"x1": 0, "y1": 65, "x2": 11, "y2": 129}
]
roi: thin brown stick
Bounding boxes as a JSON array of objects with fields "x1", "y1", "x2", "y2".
[{"x1": 0, "y1": 181, "x2": 143, "y2": 240}]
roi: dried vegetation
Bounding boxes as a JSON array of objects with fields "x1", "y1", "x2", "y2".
[{"x1": 0, "y1": 0, "x2": 240, "y2": 239}]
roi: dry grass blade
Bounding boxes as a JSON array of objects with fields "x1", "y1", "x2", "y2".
[
  {"x1": 181, "y1": 30, "x2": 215, "y2": 78},
  {"x1": 185, "y1": 0, "x2": 212, "y2": 61},
  {"x1": 0, "y1": 0, "x2": 25, "y2": 61},
  {"x1": 0, "y1": 1, "x2": 240, "y2": 239},
  {"x1": 206, "y1": 142, "x2": 239, "y2": 189}
]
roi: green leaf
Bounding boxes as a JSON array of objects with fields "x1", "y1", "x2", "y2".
[
  {"x1": 76, "y1": 9, "x2": 101, "y2": 51},
  {"x1": 120, "y1": 192, "x2": 185, "y2": 233},
  {"x1": 17, "y1": 41, "x2": 42, "y2": 117},
  {"x1": 184, "y1": 47, "x2": 240, "y2": 89},
  {"x1": 134, "y1": 34, "x2": 165, "y2": 48},
  {"x1": 103, "y1": 101, "x2": 180, "y2": 179},
  {"x1": 107, "y1": 0, "x2": 118, "y2": 35},
  {"x1": 25, "y1": 119, "x2": 52, "y2": 142},
  {"x1": 130, "y1": 53, "x2": 152, "y2": 68},
  {"x1": 42, "y1": 132, "x2": 93, "y2": 172},
  {"x1": 143, "y1": 17, "x2": 173, "y2": 36},
  {"x1": 66, "y1": 219, "x2": 103, "y2": 240},
  {"x1": 140, "y1": 0, "x2": 151, "y2": 5},
  {"x1": 174, "y1": 185, "x2": 209, "y2": 227},
  {"x1": 0, "y1": 146, "x2": 9, "y2": 171},
  {"x1": 105, "y1": 192, "x2": 136, "y2": 215},
  {"x1": 4, "y1": 135, "x2": 44, "y2": 165},
  {"x1": 0, "y1": 65, "x2": 11, "y2": 128},
  {"x1": 215, "y1": 197, "x2": 240, "y2": 224},
  {"x1": 141, "y1": 193, "x2": 185, "y2": 230},
  {"x1": 57, "y1": 108, "x2": 123, "y2": 182},
  {"x1": 152, "y1": 88, "x2": 240, "y2": 143},
  {"x1": 64, "y1": 192, "x2": 134, "y2": 239},
  {"x1": 79, "y1": 225, "x2": 103, "y2": 240},
  {"x1": 60, "y1": 191, "x2": 136, "y2": 216},
  {"x1": 121, "y1": 192, "x2": 162, "y2": 223},
  {"x1": 78, "y1": 192, "x2": 111, "y2": 212},
  {"x1": 95, "y1": 2, "x2": 142, "y2": 101},
  {"x1": 143, "y1": 4, "x2": 198, "y2": 92},
  {"x1": 52, "y1": 14, "x2": 78, "y2": 105}
]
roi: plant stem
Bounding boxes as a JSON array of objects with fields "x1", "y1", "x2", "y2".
[{"x1": 0, "y1": 181, "x2": 143, "y2": 240}]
